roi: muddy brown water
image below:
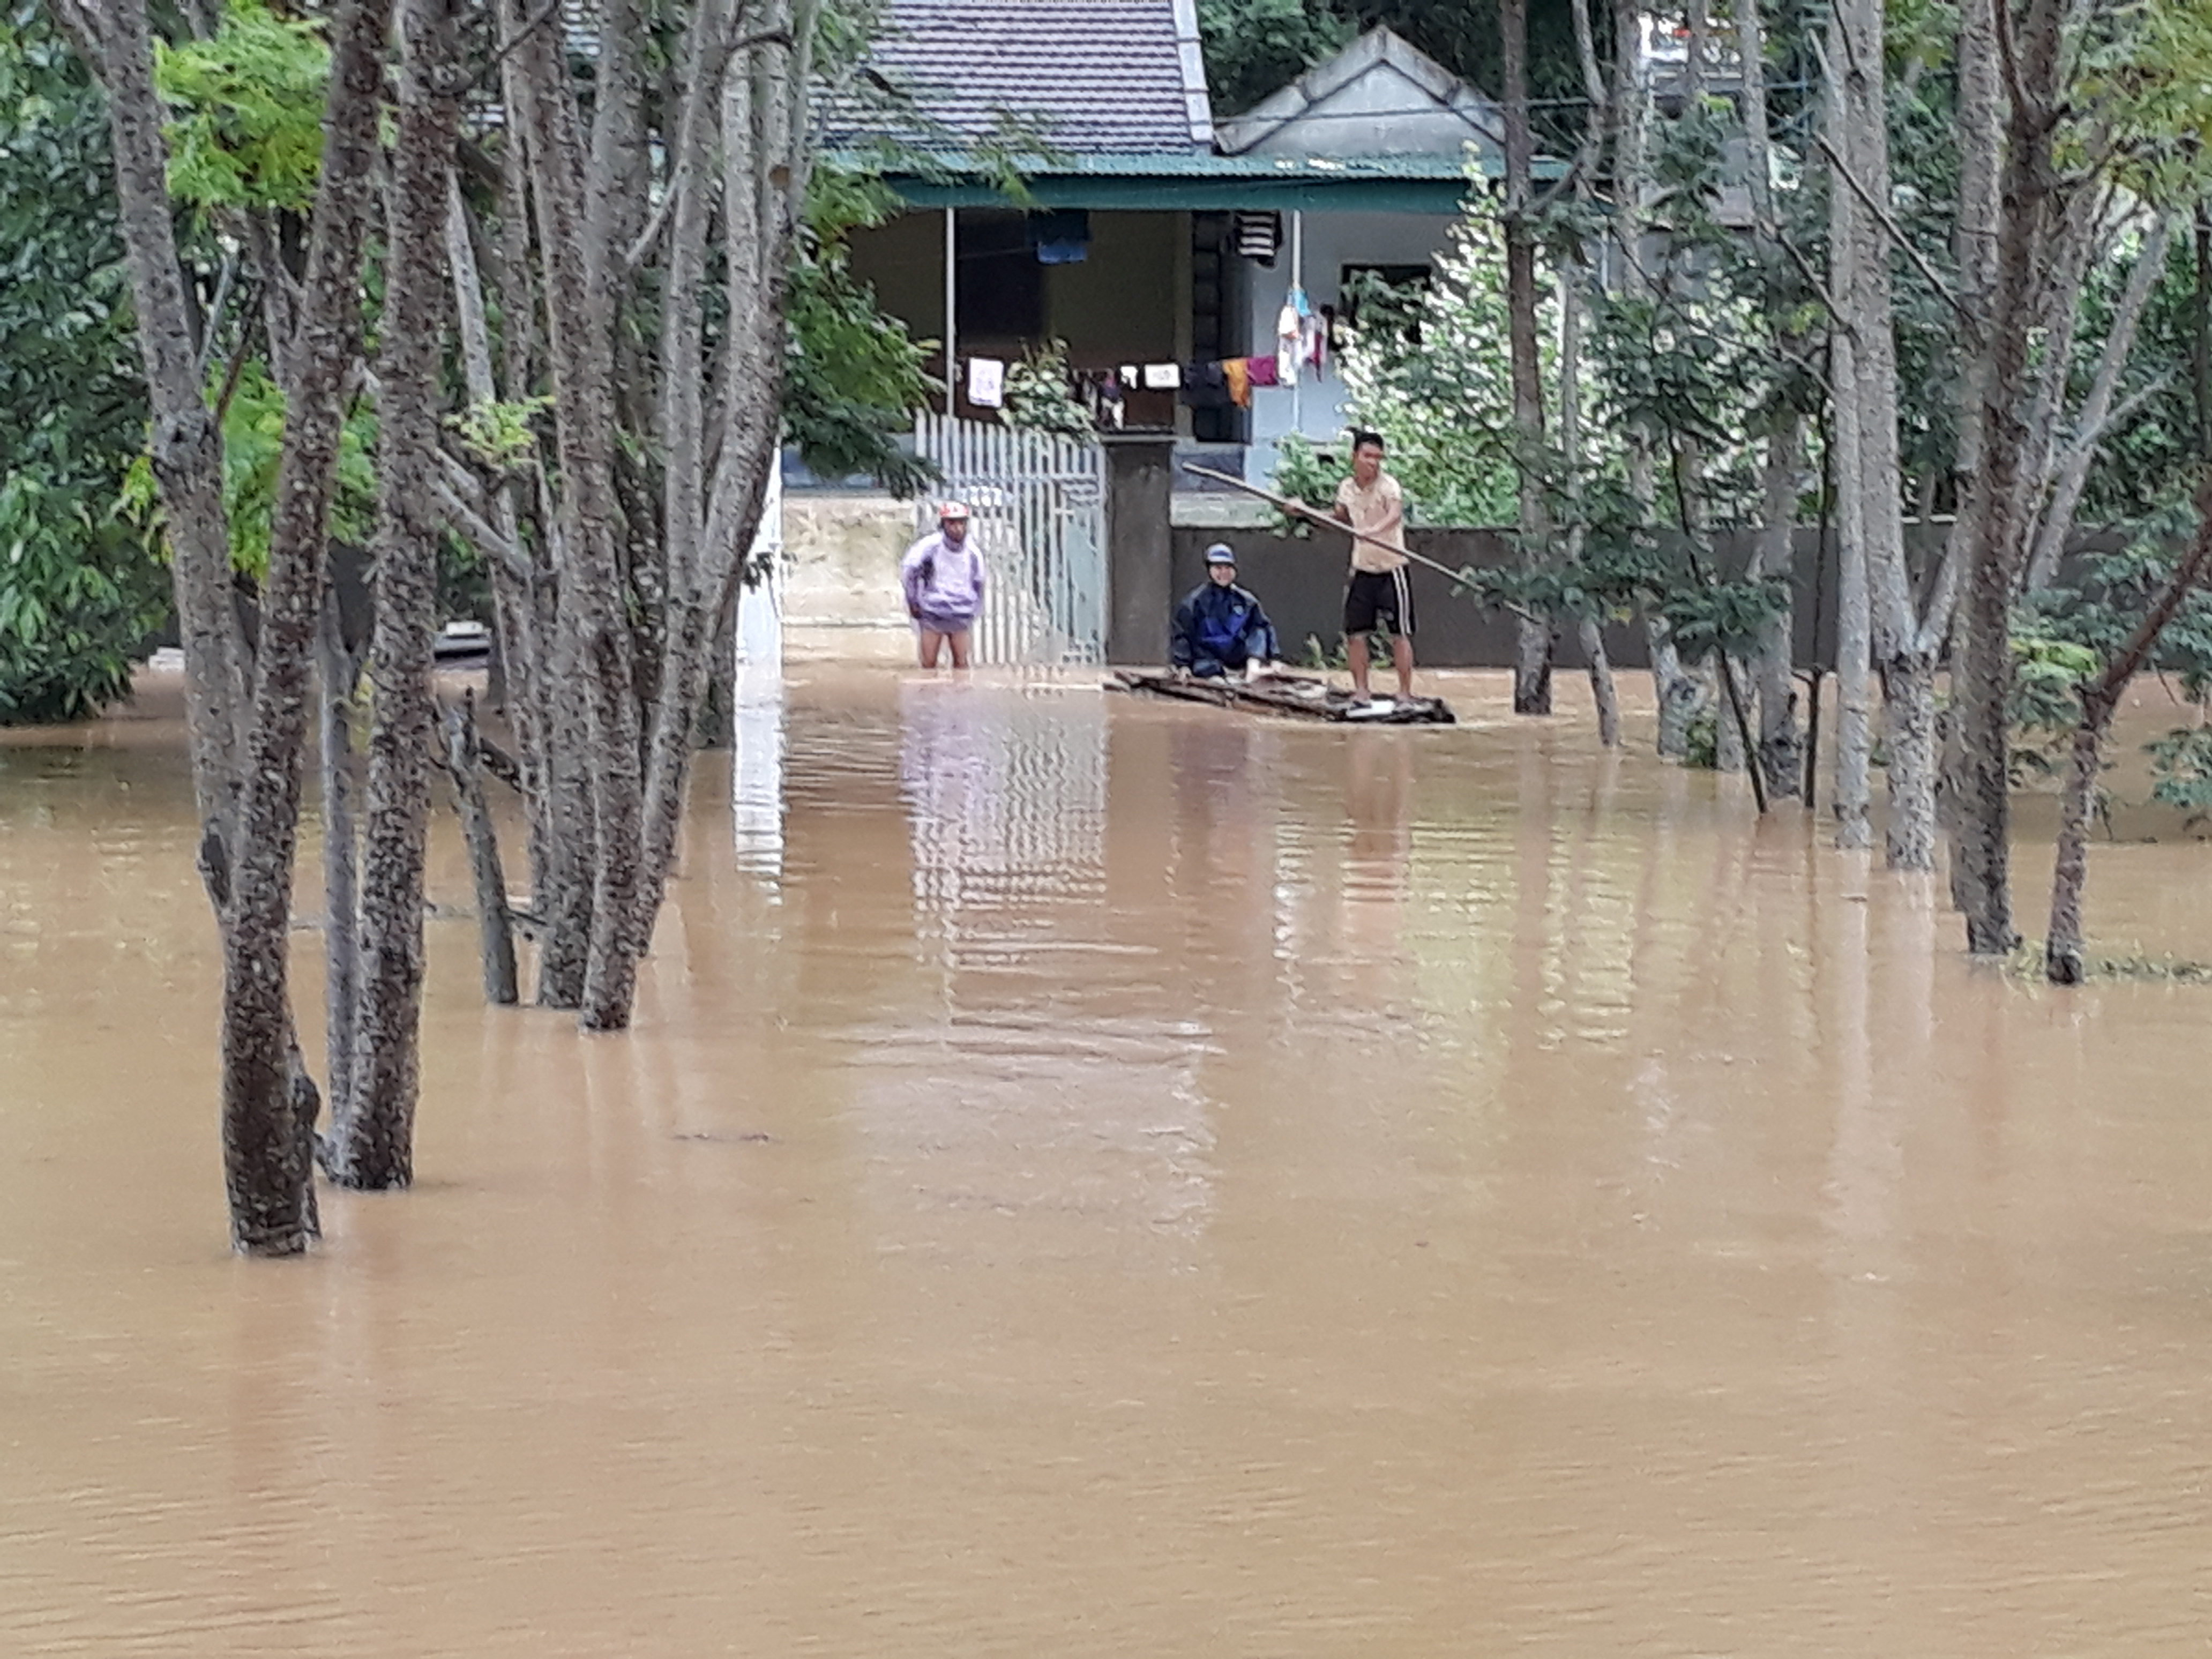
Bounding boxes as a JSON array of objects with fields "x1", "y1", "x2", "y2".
[{"x1": 4, "y1": 668, "x2": 2211, "y2": 1656}]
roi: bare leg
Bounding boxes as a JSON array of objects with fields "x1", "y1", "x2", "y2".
[
  {"x1": 917, "y1": 629, "x2": 945, "y2": 668},
  {"x1": 1346, "y1": 633, "x2": 1372, "y2": 700},
  {"x1": 1391, "y1": 634, "x2": 1414, "y2": 699},
  {"x1": 948, "y1": 630, "x2": 973, "y2": 669}
]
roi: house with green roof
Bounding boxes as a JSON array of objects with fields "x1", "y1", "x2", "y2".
[{"x1": 829, "y1": 0, "x2": 1514, "y2": 485}]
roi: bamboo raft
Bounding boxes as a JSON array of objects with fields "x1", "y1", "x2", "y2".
[{"x1": 1111, "y1": 669, "x2": 1457, "y2": 725}]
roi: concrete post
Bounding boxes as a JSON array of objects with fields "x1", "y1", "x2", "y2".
[{"x1": 1104, "y1": 434, "x2": 1175, "y2": 665}]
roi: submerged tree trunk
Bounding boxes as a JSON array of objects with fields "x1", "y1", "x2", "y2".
[
  {"x1": 503, "y1": 0, "x2": 647, "y2": 1031},
  {"x1": 1501, "y1": 0, "x2": 1552, "y2": 716},
  {"x1": 445, "y1": 694, "x2": 520, "y2": 1005},
  {"x1": 218, "y1": 0, "x2": 393, "y2": 1253},
  {"x1": 327, "y1": 0, "x2": 461, "y2": 1191},
  {"x1": 1823, "y1": 13, "x2": 1872, "y2": 850},
  {"x1": 1578, "y1": 617, "x2": 1620, "y2": 749},
  {"x1": 2045, "y1": 479, "x2": 2212, "y2": 982},
  {"x1": 1954, "y1": 0, "x2": 2066, "y2": 954},
  {"x1": 2043, "y1": 712, "x2": 2106, "y2": 984},
  {"x1": 1879, "y1": 653, "x2": 1938, "y2": 867},
  {"x1": 1751, "y1": 423, "x2": 1804, "y2": 796}
]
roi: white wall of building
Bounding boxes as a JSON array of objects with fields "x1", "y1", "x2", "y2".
[{"x1": 1236, "y1": 209, "x2": 1461, "y2": 484}]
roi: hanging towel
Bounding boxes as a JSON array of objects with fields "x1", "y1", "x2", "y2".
[
  {"x1": 1142, "y1": 362, "x2": 1181, "y2": 391},
  {"x1": 1223, "y1": 357, "x2": 1251, "y2": 408},
  {"x1": 1233, "y1": 210, "x2": 1282, "y2": 264},
  {"x1": 967, "y1": 356, "x2": 1005, "y2": 408},
  {"x1": 1245, "y1": 354, "x2": 1279, "y2": 388},
  {"x1": 1120, "y1": 364, "x2": 1141, "y2": 387}
]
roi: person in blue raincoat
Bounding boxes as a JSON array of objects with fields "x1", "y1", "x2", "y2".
[{"x1": 1171, "y1": 544, "x2": 1280, "y2": 678}]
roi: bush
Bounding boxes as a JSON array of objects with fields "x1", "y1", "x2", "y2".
[{"x1": 0, "y1": 476, "x2": 168, "y2": 725}]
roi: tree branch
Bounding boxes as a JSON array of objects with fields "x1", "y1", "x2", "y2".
[
  {"x1": 466, "y1": 0, "x2": 563, "y2": 92},
  {"x1": 1813, "y1": 132, "x2": 1978, "y2": 337}
]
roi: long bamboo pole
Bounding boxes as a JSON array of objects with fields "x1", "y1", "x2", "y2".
[{"x1": 1181, "y1": 462, "x2": 1473, "y2": 585}]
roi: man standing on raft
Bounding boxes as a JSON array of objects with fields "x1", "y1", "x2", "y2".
[{"x1": 1331, "y1": 430, "x2": 1414, "y2": 704}]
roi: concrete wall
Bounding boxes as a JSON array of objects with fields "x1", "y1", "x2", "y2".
[{"x1": 1169, "y1": 524, "x2": 1959, "y2": 669}]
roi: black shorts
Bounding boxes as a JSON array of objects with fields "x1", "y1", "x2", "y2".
[{"x1": 1343, "y1": 567, "x2": 1414, "y2": 638}]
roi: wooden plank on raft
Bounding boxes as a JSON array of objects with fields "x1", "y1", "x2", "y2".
[{"x1": 1110, "y1": 670, "x2": 1458, "y2": 726}]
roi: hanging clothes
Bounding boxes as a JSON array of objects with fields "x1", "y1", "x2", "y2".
[
  {"x1": 1223, "y1": 357, "x2": 1252, "y2": 409},
  {"x1": 1233, "y1": 210, "x2": 1282, "y2": 265},
  {"x1": 1178, "y1": 360, "x2": 1232, "y2": 409},
  {"x1": 1245, "y1": 354, "x2": 1279, "y2": 389}
]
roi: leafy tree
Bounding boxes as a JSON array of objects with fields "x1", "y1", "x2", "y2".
[
  {"x1": 1198, "y1": 0, "x2": 1352, "y2": 116},
  {"x1": 1199, "y1": 0, "x2": 1591, "y2": 145},
  {"x1": 0, "y1": 4, "x2": 168, "y2": 724}
]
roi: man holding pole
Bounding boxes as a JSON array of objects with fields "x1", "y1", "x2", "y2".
[{"x1": 1331, "y1": 430, "x2": 1414, "y2": 703}]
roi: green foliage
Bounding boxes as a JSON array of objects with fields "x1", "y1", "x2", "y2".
[
  {"x1": 154, "y1": 0, "x2": 330, "y2": 211},
  {"x1": 1198, "y1": 0, "x2": 1593, "y2": 147},
  {"x1": 2144, "y1": 726, "x2": 2212, "y2": 827},
  {"x1": 214, "y1": 361, "x2": 379, "y2": 577},
  {"x1": 1681, "y1": 706, "x2": 1719, "y2": 770},
  {"x1": 1197, "y1": 0, "x2": 1352, "y2": 115},
  {"x1": 1657, "y1": 571, "x2": 1792, "y2": 662},
  {"x1": 783, "y1": 160, "x2": 939, "y2": 494},
  {"x1": 0, "y1": 5, "x2": 168, "y2": 723},
  {"x1": 1333, "y1": 185, "x2": 1521, "y2": 527},
  {"x1": 1267, "y1": 431, "x2": 1349, "y2": 535},
  {"x1": 447, "y1": 397, "x2": 552, "y2": 470},
  {"x1": 999, "y1": 339, "x2": 1095, "y2": 438},
  {"x1": 2012, "y1": 517, "x2": 2212, "y2": 791},
  {"x1": 2007, "y1": 630, "x2": 2101, "y2": 782},
  {"x1": 0, "y1": 475, "x2": 169, "y2": 724}
]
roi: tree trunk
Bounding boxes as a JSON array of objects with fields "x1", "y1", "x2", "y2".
[
  {"x1": 219, "y1": 0, "x2": 394, "y2": 1253},
  {"x1": 1578, "y1": 616, "x2": 1620, "y2": 749},
  {"x1": 503, "y1": 0, "x2": 648, "y2": 1033},
  {"x1": 326, "y1": 0, "x2": 462, "y2": 1192},
  {"x1": 1879, "y1": 651, "x2": 1938, "y2": 869},
  {"x1": 2045, "y1": 476, "x2": 2212, "y2": 981},
  {"x1": 1824, "y1": 13, "x2": 1873, "y2": 850},
  {"x1": 1501, "y1": 0, "x2": 1552, "y2": 716},
  {"x1": 1828, "y1": 0, "x2": 1924, "y2": 860},
  {"x1": 1954, "y1": 0, "x2": 2067, "y2": 954},
  {"x1": 2043, "y1": 707, "x2": 2106, "y2": 985},
  {"x1": 1752, "y1": 421, "x2": 1804, "y2": 796},
  {"x1": 58, "y1": 0, "x2": 249, "y2": 888},
  {"x1": 445, "y1": 694, "x2": 520, "y2": 1005},
  {"x1": 1938, "y1": 0, "x2": 2002, "y2": 901},
  {"x1": 2024, "y1": 219, "x2": 2173, "y2": 589},
  {"x1": 316, "y1": 600, "x2": 361, "y2": 1133}
]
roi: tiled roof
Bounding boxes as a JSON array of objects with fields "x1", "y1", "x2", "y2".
[{"x1": 831, "y1": 0, "x2": 1214, "y2": 156}]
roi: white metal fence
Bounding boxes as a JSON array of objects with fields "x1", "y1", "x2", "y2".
[{"x1": 913, "y1": 415, "x2": 1108, "y2": 666}]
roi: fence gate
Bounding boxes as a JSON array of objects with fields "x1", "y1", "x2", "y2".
[{"x1": 913, "y1": 414, "x2": 1109, "y2": 666}]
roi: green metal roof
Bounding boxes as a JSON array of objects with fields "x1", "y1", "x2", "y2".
[{"x1": 859, "y1": 149, "x2": 1529, "y2": 215}]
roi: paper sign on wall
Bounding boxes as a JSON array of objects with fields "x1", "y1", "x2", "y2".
[
  {"x1": 967, "y1": 357, "x2": 1005, "y2": 408},
  {"x1": 1142, "y1": 363, "x2": 1180, "y2": 391}
]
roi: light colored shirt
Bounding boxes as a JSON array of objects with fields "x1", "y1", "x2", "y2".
[
  {"x1": 900, "y1": 530, "x2": 985, "y2": 619},
  {"x1": 1334, "y1": 471, "x2": 1407, "y2": 573}
]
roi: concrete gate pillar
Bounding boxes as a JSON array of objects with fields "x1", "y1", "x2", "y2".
[{"x1": 1103, "y1": 435, "x2": 1174, "y2": 666}]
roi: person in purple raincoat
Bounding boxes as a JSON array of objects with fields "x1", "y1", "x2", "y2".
[{"x1": 901, "y1": 501, "x2": 987, "y2": 668}]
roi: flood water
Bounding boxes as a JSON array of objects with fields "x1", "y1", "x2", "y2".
[{"x1": 5, "y1": 667, "x2": 2212, "y2": 1656}]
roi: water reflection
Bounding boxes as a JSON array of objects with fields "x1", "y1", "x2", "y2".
[
  {"x1": 729, "y1": 664, "x2": 787, "y2": 881},
  {"x1": 6, "y1": 670, "x2": 2212, "y2": 1656}
]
